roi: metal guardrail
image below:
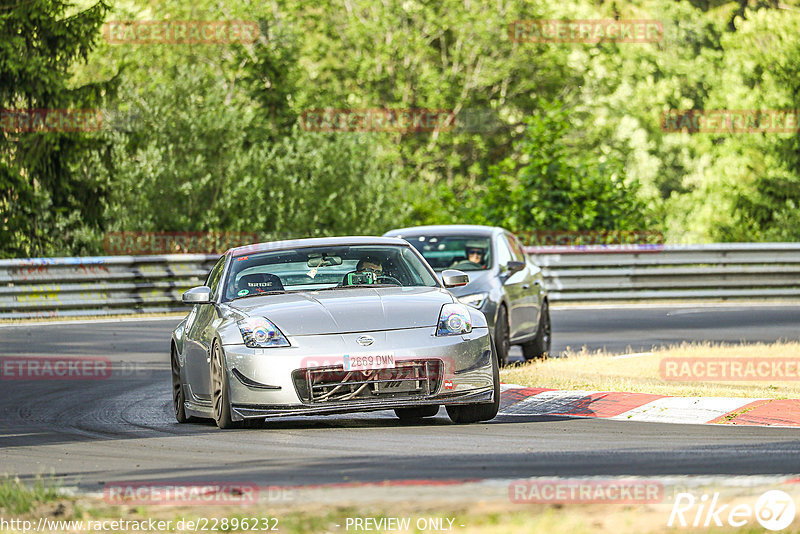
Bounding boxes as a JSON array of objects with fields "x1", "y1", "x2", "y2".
[
  {"x1": 2, "y1": 243, "x2": 800, "y2": 319},
  {"x1": 526, "y1": 243, "x2": 800, "y2": 301},
  {"x1": 0, "y1": 255, "x2": 218, "y2": 319}
]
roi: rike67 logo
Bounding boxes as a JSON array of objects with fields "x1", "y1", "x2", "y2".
[{"x1": 668, "y1": 490, "x2": 796, "y2": 531}]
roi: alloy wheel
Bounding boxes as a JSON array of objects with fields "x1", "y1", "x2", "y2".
[
  {"x1": 211, "y1": 344, "x2": 224, "y2": 422},
  {"x1": 171, "y1": 350, "x2": 183, "y2": 417}
]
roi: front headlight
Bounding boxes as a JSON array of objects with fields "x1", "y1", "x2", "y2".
[
  {"x1": 436, "y1": 303, "x2": 473, "y2": 336},
  {"x1": 237, "y1": 317, "x2": 290, "y2": 348},
  {"x1": 458, "y1": 292, "x2": 488, "y2": 309}
]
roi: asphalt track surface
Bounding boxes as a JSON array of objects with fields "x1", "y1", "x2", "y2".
[{"x1": 2, "y1": 304, "x2": 800, "y2": 491}]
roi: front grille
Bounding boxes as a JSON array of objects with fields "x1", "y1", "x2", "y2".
[{"x1": 292, "y1": 359, "x2": 443, "y2": 404}]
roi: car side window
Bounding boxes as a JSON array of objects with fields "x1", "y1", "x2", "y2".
[
  {"x1": 205, "y1": 256, "x2": 226, "y2": 299},
  {"x1": 506, "y1": 234, "x2": 525, "y2": 262},
  {"x1": 495, "y1": 235, "x2": 513, "y2": 267}
]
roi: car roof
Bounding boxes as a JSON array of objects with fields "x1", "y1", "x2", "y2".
[
  {"x1": 226, "y1": 236, "x2": 409, "y2": 257},
  {"x1": 383, "y1": 224, "x2": 505, "y2": 238}
]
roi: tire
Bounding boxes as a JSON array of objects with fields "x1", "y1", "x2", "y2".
[
  {"x1": 446, "y1": 336, "x2": 500, "y2": 424},
  {"x1": 494, "y1": 305, "x2": 510, "y2": 366},
  {"x1": 210, "y1": 340, "x2": 241, "y2": 429},
  {"x1": 171, "y1": 347, "x2": 193, "y2": 424},
  {"x1": 395, "y1": 405, "x2": 439, "y2": 421},
  {"x1": 522, "y1": 300, "x2": 551, "y2": 361}
]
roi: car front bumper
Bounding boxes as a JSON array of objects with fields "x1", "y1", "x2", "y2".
[{"x1": 220, "y1": 326, "x2": 494, "y2": 419}]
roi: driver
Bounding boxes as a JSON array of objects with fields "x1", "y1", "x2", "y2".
[
  {"x1": 342, "y1": 256, "x2": 384, "y2": 286},
  {"x1": 356, "y1": 257, "x2": 383, "y2": 274},
  {"x1": 462, "y1": 241, "x2": 487, "y2": 268}
]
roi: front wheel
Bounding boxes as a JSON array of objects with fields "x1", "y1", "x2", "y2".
[
  {"x1": 171, "y1": 347, "x2": 194, "y2": 424},
  {"x1": 446, "y1": 336, "x2": 500, "y2": 424},
  {"x1": 211, "y1": 341, "x2": 241, "y2": 429},
  {"x1": 522, "y1": 300, "x2": 551, "y2": 361}
]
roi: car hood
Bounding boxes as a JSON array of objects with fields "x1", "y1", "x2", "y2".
[
  {"x1": 228, "y1": 286, "x2": 455, "y2": 335},
  {"x1": 436, "y1": 269, "x2": 493, "y2": 297}
]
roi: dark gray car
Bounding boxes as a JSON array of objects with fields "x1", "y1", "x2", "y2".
[{"x1": 384, "y1": 225, "x2": 550, "y2": 364}]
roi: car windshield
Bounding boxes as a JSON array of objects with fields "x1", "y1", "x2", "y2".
[
  {"x1": 223, "y1": 244, "x2": 439, "y2": 301},
  {"x1": 403, "y1": 235, "x2": 492, "y2": 271}
]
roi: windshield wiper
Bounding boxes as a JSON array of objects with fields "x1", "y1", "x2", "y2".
[
  {"x1": 232, "y1": 290, "x2": 286, "y2": 300},
  {"x1": 317, "y1": 284, "x2": 401, "y2": 291}
]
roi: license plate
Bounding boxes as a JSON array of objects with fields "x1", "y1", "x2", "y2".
[{"x1": 343, "y1": 353, "x2": 395, "y2": 371}]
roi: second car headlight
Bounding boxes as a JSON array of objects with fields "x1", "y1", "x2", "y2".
[
  {"x1": 436, "y1": 303, "x2": 473, "y2": 336},
  {"x1": 458, "y1": 292, "x2": 488, "y2": 309},
  {"x1": 237, "y1": 317, "x2": 290, "y2": 348}
]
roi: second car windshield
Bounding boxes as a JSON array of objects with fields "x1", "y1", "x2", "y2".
[
  {"x1": 404, "y1": 236, "x2": 492, "y2": 271},
  {"x1": 223, "y1": 245, "x2": 439, "y2": 301}
]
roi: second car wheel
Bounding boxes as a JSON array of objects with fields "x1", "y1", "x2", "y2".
[
  {"x1": 210, "y1": 340, "x2": 241, "y2": 429},
  {"x1": 522, "y1": 300, "x2": 551, "y2": 360},
  {"x1": 494, "y1": 305, "x2": 510, "y2": 366}
]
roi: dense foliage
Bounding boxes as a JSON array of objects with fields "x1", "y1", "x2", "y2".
[
  {"x1": 3, "y1": 0, "x2": 800, "y2": 257},
  {"x1": 1, "y1": 0, "x2": 114, "y2": 256}
]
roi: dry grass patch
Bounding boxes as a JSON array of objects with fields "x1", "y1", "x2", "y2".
[{"x1": 500, "y1": 341, "x2": 800, "y2": 398}]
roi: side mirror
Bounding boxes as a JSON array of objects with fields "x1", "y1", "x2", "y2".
[
  {"x1": 442, "y1": 269, "x2": 469, "y2": 288},
  {"x1": 506, "y1": 261, "x2": 525, "y2": 273},
  {"x1": 182, "y1": 286, "x2": 212, "y2": 304}
]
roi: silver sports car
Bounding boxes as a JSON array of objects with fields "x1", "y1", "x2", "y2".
[{"x1": 171, "y1": 236, "x2": 500, "y2": 429}]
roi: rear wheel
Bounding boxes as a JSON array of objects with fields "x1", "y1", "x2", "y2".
[
  {"x1": 522, "y1": 300, "x2": 551, "y2": 361},
  {"x1": 446, "y1": 336, "x2": 500, "y2": 424},
  {"x1": 395, "y1": 405, "x2": 439, "y2": 421},
  {"x1": 494, "y1": 305, "x2": 510, "y2": 366},
  {"x1": 211, "y1": 341, "x2": 241, "y2": 429}
]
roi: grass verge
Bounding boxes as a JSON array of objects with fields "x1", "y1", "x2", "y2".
[
  {"x1": 0, "y1": 477, "x2": 61, "y2": 515},
  {"x1": 500, "y1": 341, "x2": 800, "y2": 398},
  {"x1": 3, "y1": 481, "x2": 800, "y2": 534}
]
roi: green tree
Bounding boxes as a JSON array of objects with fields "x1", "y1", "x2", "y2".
[
  {"x1": 273, "y1": 0, "x2": 578, "y2": 223},
  {"x1": 476, "y1": 101, "x2": 652, "y2": 235},
  {"x1": 0, "y1": 0, "x2": 115, "y2": 257},
  {"x1": 101, "y1": 64, "x2": 404, "y2": 239},
  {"x1": 678, "y1": 6, "x2": 800, "y2": 242}
]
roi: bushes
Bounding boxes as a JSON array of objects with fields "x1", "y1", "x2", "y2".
[{"x1": 475, "y1": 101, "x2": 652, "y2": 235}]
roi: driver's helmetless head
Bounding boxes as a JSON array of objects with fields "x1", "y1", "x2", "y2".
[
  {"x1": 465, "y1": 243, "x2": 486, "y2": 264},
  {"x1": 467, "y1": 248, "x2": 484, "y2": 262},
  {"x1": 356, "y1": 257, "x2": 382, "y2": 272}
]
